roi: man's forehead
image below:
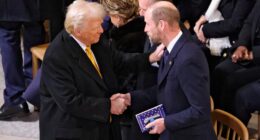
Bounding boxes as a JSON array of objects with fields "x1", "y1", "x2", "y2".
[{"x1": 144, "y1": 12, "x2": 152, "y2": 22}]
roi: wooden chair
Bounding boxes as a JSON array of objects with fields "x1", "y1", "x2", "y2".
[
  {"x1": 211, "y1": 109, "x2": 249, "y2": 140},
  {"x1": 30, "y1": 43, "x2": 49, "y2": 77}
]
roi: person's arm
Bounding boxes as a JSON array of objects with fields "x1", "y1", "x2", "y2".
[
  {"x1": 112, "y1": 44, "x2": 164, "y2": 74},
  {"x1": 130, "y1": 86, "x2": 158, "y2": 112},
  {"x1": 202, "y1": 0, "x2": 254, "y2": 38},
  {"x1": 232, "y1": 0, "x2": 259, "y2": 62},
  {"x1": 194, "y1": 0, "x2": 222, "y2": 42}
]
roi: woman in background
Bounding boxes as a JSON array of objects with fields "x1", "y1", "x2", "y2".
[{"x1": 102, "y1": 0, "x2": 146, "y2": 140}]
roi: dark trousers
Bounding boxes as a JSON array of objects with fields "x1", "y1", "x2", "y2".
[
  {"x1": 234, "y1": 80, "x2": 260, "y2": 125},
  {"x1": 0, "y1": 21, "x2": 45, "y2": 106},
  {"x1": 211, "y1": 58, "x2": 260, "y2": 112},
  {"x1": 22, "y1": 67, "x2": 42, "y2": 108}
]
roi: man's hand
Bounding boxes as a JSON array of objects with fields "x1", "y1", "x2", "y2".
[
  {"x1": 231, "y1": 46, "x2": 253, "y2": 63},
  {"x1": 110, "y1": 94, "x2": 127, "y2": 115},
  {"x1": 194, "y1": 15, "x2": 207, "y2": 35},
  {"x1": 120, "y1": 93, "x2": 131, "y2": 106},
  {"x1": 149, "y1": 44, "x2": 165, "y2": 63},
  {"x1": 197, "y1": 26, "x2": 207, "y2": 43},
  {"x1": 110, "y1": 93, "x2": 131, "y2": 106},
  {"x1": 145, "y1": 118, "x2": 166, "y2": 134}
]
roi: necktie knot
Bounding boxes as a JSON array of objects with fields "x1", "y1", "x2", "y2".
[{"x1": 85, "y1": 45, "x2": 91, "y2": 53}]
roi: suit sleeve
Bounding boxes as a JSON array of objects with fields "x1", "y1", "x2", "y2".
[
  {"x1": 130, "y1": 86, "x2": 158, "y2": 113},
  {"x1": 236, "y1": 1, "x2": 257, "y2": 48},
  {"x1": 111, "y1": 47, "x2": 151, "y2": 74},
  {"x1": 202, "y1": 0, "x2": 254, "y2": 38},
  {"x1": 236, "y1": 0, "x2": 260, "y2": 65},
  {"x1": 41, "y1": 52, "x2": 110, "y2": 123},
  {"x1": 164, "y1": 51, "x2": 211, "y2": 131}
]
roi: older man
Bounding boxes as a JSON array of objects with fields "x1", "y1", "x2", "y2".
[
  {"x1": 39, "y1": 0, "x2": 163, "y2": 140},
  {"x1": 120, "y1": 1, "x2": 217, "y2": 140}
]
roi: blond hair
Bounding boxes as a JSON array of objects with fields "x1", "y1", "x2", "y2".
[
  {"x1": 64, "y1": 0, "x2": 106, "y2": 34},
  {"x1": 101, "y1": 0, "x2": 139, "y2": 20}
]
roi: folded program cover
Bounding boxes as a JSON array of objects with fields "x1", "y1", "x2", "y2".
[{"x1": 135, "y1": 104, "x2": 166, "y2": 133}]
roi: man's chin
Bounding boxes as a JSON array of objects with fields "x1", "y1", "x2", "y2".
[
  {"x1": 92, "y1": 39, "x2": 100, "y2": 44},
  {"x1": 149, "y1": 37, "x2": 160, "y2": 45}
]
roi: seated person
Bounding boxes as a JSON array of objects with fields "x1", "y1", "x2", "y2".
[
  {"x1": 211, "y1": 0, "x2": 260, "y2": 112},
  {"x1": 194, "y1": 0, "x2": 255, "y2": 71},
  {"x1": 194, "y1": 0, "x2": 231, "y2": 56}
]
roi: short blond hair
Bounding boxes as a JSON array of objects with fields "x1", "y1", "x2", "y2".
[
  {"x1": 101, "y1": 0, "x2": 138, "y2": 20},
  {"x1": 149, "y1": 1, "x2": 180, "y2": 27},
  {"x1": 64, "y1": 0, "x2": 106, "y2": 34}
]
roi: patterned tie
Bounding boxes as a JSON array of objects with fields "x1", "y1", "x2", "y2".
[{"x1": 85, "y1": 46, "x2": 102, "y2": 78}]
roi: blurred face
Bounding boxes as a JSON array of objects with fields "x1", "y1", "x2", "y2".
[
  {"x1": 109, "y1": 14, "x2": 125, "y2": 28},
  {"x1": 77, "y1": 18, "x2": 104, "y2": 45},
  {"x1": 144, "y1": 11, "x2": 161, "y2": 44},
  {"x1": 138, "y1": 0, "x2": 151, "y2": 16}
]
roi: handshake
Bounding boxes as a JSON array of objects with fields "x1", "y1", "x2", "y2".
[{"x1": 110, "y1": 93, "x2": 131, "y2": 115}]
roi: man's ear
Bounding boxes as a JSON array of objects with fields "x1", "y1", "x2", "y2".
[
  {"x1": 74, "y1": 27, "x2": 81, "y2": 36},
  {"x1": 158, "y1": 20, "x2": 165, "y2": 31}
]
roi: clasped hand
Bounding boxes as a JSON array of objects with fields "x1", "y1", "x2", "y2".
[
  {"x1": 231, "y1": 46, "x2": 253, "y2": 63},
  {"x1": 110, "y1": 93, "x2": 131, "y2": 115}
]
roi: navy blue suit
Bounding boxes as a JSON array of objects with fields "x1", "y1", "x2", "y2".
[
  {"x1": 131, "y1": 33, "x2": 216, "y2": 140},
  {"x1": 0, "y1": 0, "x2": 45, "y2": 106}
]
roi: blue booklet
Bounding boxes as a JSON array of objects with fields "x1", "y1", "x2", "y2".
[{"x1": 135, "y1": 104, "x2": 166, "y2": 133}]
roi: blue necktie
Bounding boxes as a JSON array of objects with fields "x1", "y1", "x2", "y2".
[{"x1": 163, "y1": 50, "x2": 170, "y2": 66}]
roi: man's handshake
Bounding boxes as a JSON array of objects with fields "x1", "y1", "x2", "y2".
[{"x1": 110, "y1": 93, "x2": 131, "y2": 115}]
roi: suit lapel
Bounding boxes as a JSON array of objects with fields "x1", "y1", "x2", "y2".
[
  {"x1": 78, "y1": 53, "x2": 108, "y2": 91},
  {"x1": 158, "y1": 34, "x2": 187, "y2": 85},
  {"x1": 64, "y1": 33, "x2": 109, "y2": 91},
  {"x1": 93, "y1": 45, "x2": 119, "y2": 92}
]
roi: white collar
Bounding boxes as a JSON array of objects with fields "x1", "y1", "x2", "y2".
[
  {"x1": 71, "y1": 34, "x2": 87, "y2": 51},
  {"x1": 166, "y1": 30, "x2": 183, "y2": 53}
]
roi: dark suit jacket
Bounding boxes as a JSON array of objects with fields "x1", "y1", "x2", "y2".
[
  {"x1": 0, "y1": 0, "x2": 40, "y2": 21},
  {"x1": 131, "y1": 33, "x2": 217, "y2": 140},
  {"x1": 202, "y1": 0, "x2": 255, "y2": 43},
  {"x1": 237, "y1": 0, "x2": 260, "y2": 65},
  {"x1": 40, "y1": 30, "x2": 150, "y2": 140}
]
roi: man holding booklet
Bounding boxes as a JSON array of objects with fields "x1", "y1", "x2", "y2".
[{"x1": 114, "y1": 1, "x2": 217, "y2": 140}]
